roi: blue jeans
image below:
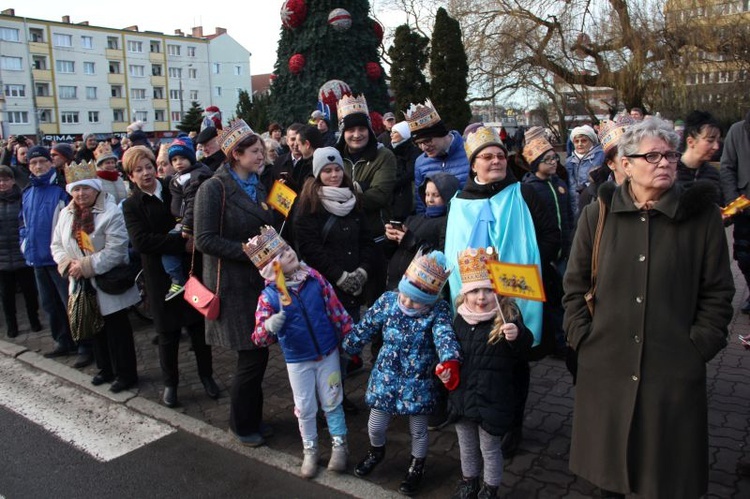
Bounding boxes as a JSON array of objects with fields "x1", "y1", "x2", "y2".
[{"x1": 34, "y1": 265, "x2": 75, "y2": 350}]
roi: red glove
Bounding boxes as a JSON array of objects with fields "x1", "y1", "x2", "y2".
[{"x1": 435, "y1": 360, "x2": 460, "y2": 391}]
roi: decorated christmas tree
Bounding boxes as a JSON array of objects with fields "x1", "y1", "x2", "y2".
[{"x1": 269, "y1": 0, "x2": 389, "y2": 127}]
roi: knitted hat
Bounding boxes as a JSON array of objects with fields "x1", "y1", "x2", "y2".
[
  {"x1": 391, "y1": 121, "x2": 411, "y2": 140},
  {"x1": 597, "y1": 114, "x2": 636, "y2": 153},
  {"x1": 570, "y1": 125, "x2": 598, "y2": 144},
  {"x1": 65, "y1": 160, "x2": 102, "y2": 194},
  {"x1": 398, "y1": 249, "x2": 451, "y2": 305},
  {"x1": 310, "y1": 110, "x2": 324, "y2": 121},
  {"x1": 96, "y1": 153, "x2": 118, "y2": 167},
  {"x1": 522, "y1": 127, "x2": 554, "y2": 165},
  {"x1": 82, "y1": 133, "x2": 96, "y2": 143},
  {"x1": 168, "y1": 136, "x2": 196, "y2": 164},
  {"x1": 336, "y1": 94, "x2": 377, "y2": 146},
  {"x1": 464, "y1": 126, "x2": 506, "y2": 163},
  {"x1": 27, "y1": 146, "x2": 51, "y2": 162},
  {"x1": 458, "y1": 247, "x2": 498, "y2": 294},
  {"x1": 218, "y1": 119, "x2": 255, "y2": 156},
  {"x1": 404, "y1": 99, "x2": 449, "y2": 140},
  {"x1": 52, "y1": 143, "x2": 75, "y2": 162},
  {"x1": 0, "y1": 165, "x2": 15, "y2": 179},
  {"x1": 246, "y1": 225, "x2": 291, "y2": 271},
  {"x1": 312, "y1": 147, "x2": 344, "y2": 178}
]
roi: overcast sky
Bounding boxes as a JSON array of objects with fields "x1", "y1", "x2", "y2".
[{"x1": 14, "y1": 1, "x2": 405, "y2": 74}]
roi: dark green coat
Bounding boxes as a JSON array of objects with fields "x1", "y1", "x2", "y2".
[{"x1": 563, "y1": 180, "x2": 734, "y2": 498}]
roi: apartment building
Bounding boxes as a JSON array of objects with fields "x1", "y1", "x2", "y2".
[{"x1": 0, "y1": 9, "x2": 251, "y2": 140}]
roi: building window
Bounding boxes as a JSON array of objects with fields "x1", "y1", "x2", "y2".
[
  {"x1": 83, "y1": 62, "x2": 95, "y2": 75},
  {"x1": 212, "y1": 63, "x2": 221, "y2": 74},
  {"x1": 131, "y1": 88, "x2": 147, "y2": 100},
  {"x1": 134, "y1": 111, "x2": 148, "y2": 122},
  {"x1": 171, "y1": 111, "x2": 182, "y2": 122},
  {"x1": 234, "y1": 65, "x2": 242, "y2": 76},
  {"x1": 129, "y1": 65, "x2": 145, "y2": 77},
  {"x1": 53, "y1": 33, "x2": 73, "y2": 47},
  {"x1": 169, "y1": 89, "x2": 181, "y2": 100},
  {"x1": 38, "y1": 109, "x2": 52, "y2": 123},
  {"x1": 113, "y1": 109, "x2": 125, "y2": 122},
  {"x1": 4, "y1": 84, "x2": 25, "y2": 97},
  {"x1": 8, "y1": 111, "x2": 29, "y2": 124},
  {"x1": 107, "y1": 36, "x2": 119, "y2": 49},
  {"x1": 214, "y1": 86, "x2": 222, "y2": 97},
  {"x1": 0, "y1": 27, "x2": 20, "y2": 42},
  {"x1": 187, "y1": 46, "x2": 196, "y2": 57},
  {"x1": 29, "y1": 28, "x2": 44, "y2": 42},
  {"x1": 59, "y1": 86, "x2": 77, "y2": 99},
  {"x1": 1, "y1": 56, "x2": 23, "y2": 71},
  {"x1": 188, "y1": 68, "x2": 197, "y2": 79},
  {"x1": 168, "y1": 67, "x2": 182, "y2": 78},
  {"x1": 167, "y1": 44, "x2": 180, "y2": 56},
  {"x1": 56, "y1": 60, "x2": 75, "y2": 73},
  {"x1": 189, "y1": 90, "x2": 198, "y2": 100},
  {"x1": 85, "y1": 86, "x2": 97, "y2": 99},
  {"x1": 127, "y1": 40, "x2": 143, "y2": 53},
  {"x1": 108, "y1": 61, "x2": 121, "y2": 74},
  {"x1": 153, "y1": 87, "x2": 164, "y2": 99},
  {"x1": 111, "y1": 85, "x2": 123, "y2": 98},
  {"x1": 150, "y1": 41, "x2": 161, "y2": 53},
  {"x1": 61, "y1": 111, "x2": 79, "y2": 124},
  {"x1": 88, "y1": 111, "x2": 100, "y2": 123},
  {"x1": 154, "y1": 109, "x2": 165, "y2": 122},
  {"x1": 81, "y1": 36, "x2": 93, "y2": 49},
  {"x1": 152, "y1": 64, "x2": 163, "y2": 76},
  {"x1": 32, "y1": 55, "x2": 46, "y2": 70},
  {"x1": 35, "y1": 83, "x2": 50, "y2": 96}
]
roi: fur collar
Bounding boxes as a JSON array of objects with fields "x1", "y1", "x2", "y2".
[{"x1": 598, "y1": 179, "x2": 718, "y2": 222}]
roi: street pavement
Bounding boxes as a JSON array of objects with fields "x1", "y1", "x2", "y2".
[{"x1": 2, "y1": 258, "x2": 749, "y2": 498}]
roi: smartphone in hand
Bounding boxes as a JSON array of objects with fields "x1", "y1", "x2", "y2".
[{"x1": 389, "y1": 220, "x2": 403, "y2": 230}]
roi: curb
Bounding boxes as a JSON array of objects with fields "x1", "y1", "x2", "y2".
[{"x1": 1, "y1": 339, "x2": 398, "y2": 499}]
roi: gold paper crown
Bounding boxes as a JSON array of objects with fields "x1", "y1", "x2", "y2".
[
  {"x1": 458, "y1": 247, "x2": 497, "y2": 289},
  {"x1": 522, "y1": 137, "x2": 554, "y2": 165},
  {"x1": 337, "y1": 94, "x2": 369, "y2": 122},
  {"x1": 404, "y1": 249, "x2": 451, "y2": 296},
  {"x1": 464, "y1": 126, "x2": 504, "y2": 161},
  {"x1": 404, "y1": 99, "x2": 441, "y2": 132},
  {"x1": 246, "y1": 225, "x2": 289, "y2": 270},
  {"x1": 598, "y1": 114, "x2": 636, "y2": 153},
  {"x1": 64, "y1": 160, "x2": 98, "y2": 185},
  {"x1": 218, "y1": 119, "x2": 255, "y2": 156},
  {"x1": 94, "y1": 142, "x2": 113, "y2": 160}
]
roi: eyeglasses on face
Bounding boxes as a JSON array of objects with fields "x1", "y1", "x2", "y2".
[
  {"x1": 540, "y1": 154, "x2": 558, "y2": 164},
  {"x1": 414, "y1": 137, "x2": 435, "y2": 147},
  {"x1": 625, "y1": 151, "x2": 681, "y2": 164},
  {"x1": 475, "y1": 152, "x2": 506, "y2": 161}
]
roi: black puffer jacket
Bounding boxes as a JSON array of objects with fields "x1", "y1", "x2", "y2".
[
  {"x1": 448, "y1": 314, "x2": 533, "y2": 436},
  {"x1": 0, "y1": 185, "x2": 27, "y2": 271},
  {"x1": 389, "y1": 139, "x2": 420, "y2": 221},
  {"x1": 522, "y1": 172, "x2": 574, "y2": 259}
]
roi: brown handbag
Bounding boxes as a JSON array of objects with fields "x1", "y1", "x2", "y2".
[
  {"x1": 184, "y1": 180, "x2": 225, "y2": 320},
  {"x1": 584, "y1": 197, "x2": 607, "y2": 317}
]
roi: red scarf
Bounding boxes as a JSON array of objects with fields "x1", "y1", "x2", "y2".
[{"x1": 97, "y1": 170, "x2": 120, "y2": 181}]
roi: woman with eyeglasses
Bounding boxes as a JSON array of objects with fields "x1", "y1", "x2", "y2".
[
  {"x1": 566, "y1": 125, "x2": 605, "y2": 217},
  {"x1": 563, "y1": 117, "x2": 733, "y2": 498},
  {"x1": 443, "y1": 125, "x2": 560, "y2": 459}
]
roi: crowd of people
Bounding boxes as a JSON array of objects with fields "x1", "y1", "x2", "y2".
[{"x1": 1, "y1": 100, "x2": 748, "y2": 498}]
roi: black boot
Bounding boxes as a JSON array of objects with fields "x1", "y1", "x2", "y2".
[
  {"x1": 6, "y1": 316, "x2": 18, "y2": 338},
  {"x1": 451, "y1": 477, "x2": 480, "y2": 499},
  {"x1": 398, "y1": 456, "x2": 426, "y2": 496},
  {"x1": 354, "y1": 445, "x2": 385, "y2": 477},
  {"x1": 477, "y1": 482, "x2": 499, "y2": 499}
]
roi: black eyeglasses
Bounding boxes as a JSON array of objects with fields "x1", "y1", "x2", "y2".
[
  {"x1": 540, "y1": 154, "x2": 558, "y2": 164},
  {"x1": 626, "y1": 151, "x2": 681, "y2": 164}
]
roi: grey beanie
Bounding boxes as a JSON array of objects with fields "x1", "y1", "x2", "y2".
[{"x1": 312, "y1": 147, "x2": 344, "y2": 178}]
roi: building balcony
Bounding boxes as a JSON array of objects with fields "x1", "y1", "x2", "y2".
[
  {"x1": 112, "y1": 123, "x2": 128, "y2": 133},
  {"x1": 28, "y1": 42, "x2": 48, "y2": 53},
  {"x1": 149, "y1": 52, "x2": 164, "y2": 63},
  {"x1": 39, "y1": 123, "x2": 57, "y2": 134},
  {"x1": 106, "y1": 48, "x2": 124, "y2": 59},
  {"x1": 110, "y1": 97, "x2": 127, "y2": 108},
  {"x1": 36, "y1": 96, "x2": 55, "y2": 108},
  {"x1": 153, "y1": 121, "x2": 170, "y2": 132},
  {"x1": 32, "y1": 69, "x2": 52, "y2": 81},
  {"x1": 151, "y1": 75, "x2": 166, "y2": 86},
  {"x1": 107, "y1": 73, "x2": 126, "y2": 85},
  {"x1": 152, "y1": 98, "x2": 167, "y2": 108}
]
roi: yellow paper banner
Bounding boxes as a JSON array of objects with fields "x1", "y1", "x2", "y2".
[
  {"x1": 486, "y1": 260, "x2": 546, "y2": 302},
  {"x1": 272, "y1": 260, "x2": 292, "y2": 306},
  {"x1": 266, "y1": 180, "x2": 298, "y2": 218},
  {"x1": 721, "y1": 194, "x2": 750, "y2": 220}
]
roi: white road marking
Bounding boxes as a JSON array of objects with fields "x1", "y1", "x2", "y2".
[{"x1": 0, "y1": 356, "x2": 175, "y2": 462}]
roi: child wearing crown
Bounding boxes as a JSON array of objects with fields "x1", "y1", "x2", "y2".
[
  {"x1": 447, "y1": 247, "x2": 533, "y2": 498},
  {"x1": 248, "y1": 226, "x2": 353, "y2": 479},
  {"x1": 342, "y1": 249, "x2": 461, "y2": 496}
]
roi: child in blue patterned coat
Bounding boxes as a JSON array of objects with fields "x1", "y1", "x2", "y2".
[{"x1": 342, "y1": 249, "x2": 461, "y2": 496}]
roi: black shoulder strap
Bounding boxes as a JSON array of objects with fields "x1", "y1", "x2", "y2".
[{"x1": 321, "y1": 214, "x2": 338, "y2": 245}]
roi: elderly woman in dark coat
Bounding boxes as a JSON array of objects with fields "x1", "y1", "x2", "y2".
[
  {"x1": 122, "y1": 146, "x2": 218, "y2": 408},
  {"x1": 563, "y1": 118, "x2": 734, "y2": 498},
  {"x1": 193, "y1": 120, "x2": 275, "y2": 447}
]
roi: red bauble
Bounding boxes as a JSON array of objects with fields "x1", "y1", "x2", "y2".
[
  {"x1": 280, "y1": 0, "x2": 307, "y2": 30},
  {"x1": 372, "y1": 19, "x2": 384, "y2": 43},
  {"x1": 370, "y1": 111, "x2": 384, "y2": 135},
  {"x1": 288, "y1": 54, "x2": 306, "y2": 75},
  {"x1": 365, "y1": 62, "x2": 382, "y2": 81},
  {"x1": 318, "y1": 80, "x2": 352, "y2": 113}
]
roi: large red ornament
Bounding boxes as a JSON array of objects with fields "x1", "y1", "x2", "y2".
[
  {"x1": 370, "y1": 111, "x2": 384, "y2": 136},
  {"x1": 281, "y1": 0, "x2": 307, "y2": 30},
  {"x1": 288, "y1": 54, "x2": 306, "y2": 75},
  {"x1": 365, "y1": 62, "x2": 382, "y2": 81},
  {"x1": 318, "y1": 80, "x2": 352, "y2": 113},
  {"x1": 371, "y1": 19, "x2": 384, "y2": 43}
]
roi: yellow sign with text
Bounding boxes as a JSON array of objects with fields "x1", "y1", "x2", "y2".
[
  {"x1": 486, "y1": 261, "x2": 546, "y2": 302},
  {"x1": 267, "y1": 180, "x2": 298, "y2": 217}
]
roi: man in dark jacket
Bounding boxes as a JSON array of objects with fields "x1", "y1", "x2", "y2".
[
  {"x1": 195, "y1": 126, "x2": 226, "y2": 172},
  {"x1": 272, "y1": 123, "x2": 304, "y2": 182},
  {"x1": 75, "y1": 133, "x2": 98, "y2": 163}
]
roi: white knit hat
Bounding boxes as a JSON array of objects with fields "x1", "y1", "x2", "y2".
[
  {"x1": 391, "y1": 121, "x2": 411, "y2": 140},
  {"x1": 570, "y1": 125, "x2": 599, "y2": 144}
]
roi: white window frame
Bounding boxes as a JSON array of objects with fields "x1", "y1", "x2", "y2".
[
  {"x1": 7, "y1": 111, "x2": 29, "y2": 124},
  {"x1": 127, "y1": 40, "x2": 143, "y2": 53},
  {"x1": 154, "y1": 109, "x2": 165, "y2": 122},
  {"x1": 212, "y1": 63, "x2": 221, "y2": 74},
  {"x1": 131, "y1": 88, "x2": 147, "y2": 100},
  {"x1": 83, "y1": 61, "x2": 95, "y2": 75},
  {"x1": 81, "y1": 35, "x2": 93, "y2": 49},
  {"x1": 171, "y1": 111, "x2": 182, "y2": 122},
  {"x1": 134, "y1": 111, "x2": 148, "y2": 122},
  {"x1": 0, "y1": 27, "x2": 20, "y2": 42},
  {"x1": 234, "y1": 65, "x2": 242, "y2": 76},
  {"x1": 129, "y1": 64, "x2": 145, "y2": 77},
  {"x1": 59, "y1": 85, "x2": 77, "y2": 99},
  {"x1": 168, "y1": 67, "x2": 182, "y2": 78},
  {"x1": 107, "y1": 36, "x2": 119, "y2": 50},
  {"x1": 169, "y1": 89, "x2": 181, "y2": 100},
  {"x1": 85, "y1": 86, "x2": 97, "y2": 99},
  {"x1": 187, "y1": 46, "x2": 195, "y2": 57},
  {"x1": 111, "y1": 85, "x2": 123, "y2": 98},
  {"x1": 153, "y1": 87, "x2": 164, "y2": 99},
  {"x1": 38, "y1": 109, "x2": 52, "y2": 123},
  {"x1": 88, "y1": 111, "x2": 100, "y2": 123},
  {"x1": 167, "y1": 44, "x2": 180, "y2": 56},
  {"x1": 189, "y1": 90, "x2": 198, "y2": 100},
  {"x1": 4, "y1": 84, "x2": 25, "y2": 97},
  {"x1": 56, "y1": 60, "x2": 75, "y2": 73},
  {"x1": 1, "y1": 56, "x2": 23, "y2": 71},
  {"x1": 53, "y1": 33, "x2": 73, "y2": 47},
  {"x1": 60, "y1": 111, "x2": 79, "y2": 124},
  {"x1": 113, "y1": 109, "x2": 125, "y2": 122},
  {"x1": 188, "y1": 68, "x2": 197, "y2": 79}
]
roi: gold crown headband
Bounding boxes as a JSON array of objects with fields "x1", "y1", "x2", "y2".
[
  {"x1": 458, "y1": 247, "x2": 498, "y2": 285},
  {"x1": 465, "y1": 126, "x2": 504, "y2": 160},
  {"x1": 246, "y1": 225, "x2": 289, "y2": 270},
  {"x1": 404, "y1": 249, "x2": 451, "y2": 295},
  {"x1": 64, "y1": 160, "x2": 98, "y2": 185},
  {"x1": 337, "y1": 94, "x2": 369, "y2": 123},
  {"x1": 404, "y1": 99, "x2": 441, "y2": 132},
  {"x1": 218, "y1": 119, "x2": 255, "y2": 156}
]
